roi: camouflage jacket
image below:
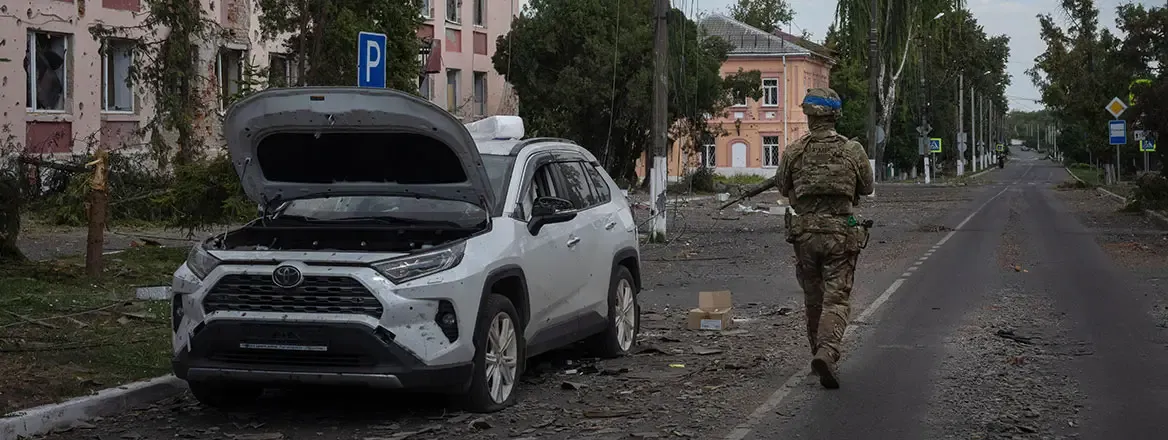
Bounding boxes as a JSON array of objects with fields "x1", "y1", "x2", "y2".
[{"x1": 776, "y1": 127, "x2": 874, "y2": 216}]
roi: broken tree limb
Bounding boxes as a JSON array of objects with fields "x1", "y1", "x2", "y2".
[
  {"x1": 85, "y1": 149, "x2": 110, "y2": 278},
  {"x1": 16, "y1": 156, "x2": 87, "y2": 173}
]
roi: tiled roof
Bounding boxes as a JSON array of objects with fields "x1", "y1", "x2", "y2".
[{"x1": 699, "y1": 14, "x2": 811, "y2": 55}]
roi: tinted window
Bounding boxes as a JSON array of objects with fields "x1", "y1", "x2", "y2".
[
  {"x1": 552, "y1": 162, "x2": 591, "y2": 210},
  {"x1": 585, "y1": 164, "x2": 612, "y2": 204}
]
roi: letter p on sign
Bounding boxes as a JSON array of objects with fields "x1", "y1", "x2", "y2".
[{"x1": 357, "y1": 32, "x2": 387, "y2": 88}]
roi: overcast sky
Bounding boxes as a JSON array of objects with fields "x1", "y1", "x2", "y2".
[{"x1": 692, "y1": 0, "x2": 1159, "y2": 111}]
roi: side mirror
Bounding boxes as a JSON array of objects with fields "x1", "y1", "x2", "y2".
[{"x1": 529, "y1": 196, "x2": 577, "y2": 235}]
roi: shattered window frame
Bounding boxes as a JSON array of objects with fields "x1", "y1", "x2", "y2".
[
  {"x1": 26, "y1": 30, "x2": 71, "y2": 113},
  {"x1": 101, "y1": 38, "x2": 136, "y2": 113}
]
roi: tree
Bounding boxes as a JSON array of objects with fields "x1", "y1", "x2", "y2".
[
  {"x1": 256, "y1": 0, "x2": 422, "y2": 90},
  {"x1": 828, "y1": 0, "x2": 1009, "y2": 176},
  {"x1": 728, "y1": 0, "x2": 794, "y2": 33},
  {"x1": 493, "y1": 0, "x2": 761, "y2": 182},
  {"x1": 1029, "y1": 0, "x2": 1130, "y2": 166},
  {"x1": 1116, "y1": 3, "x2": 1168, "y2": 177}
]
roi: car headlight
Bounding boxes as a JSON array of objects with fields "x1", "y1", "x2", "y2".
[
  {"x1": 186, "y1": 245, "x2": 221, "y2": 280},
  {"x1": 372, "y1": 242, "x2": 465, "y2": 284}
]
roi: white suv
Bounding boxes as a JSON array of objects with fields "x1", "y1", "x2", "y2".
[{"x1": 170, "y1": 88, "x2": 641, "y2": 412}]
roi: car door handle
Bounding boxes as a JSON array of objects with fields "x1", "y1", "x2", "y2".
[
  {"x1": 566, "y1": 237, "x2": 581, "y2": 247},
  {"x1": 605, "y1": 221, "x2": 617, "y2": 230}
]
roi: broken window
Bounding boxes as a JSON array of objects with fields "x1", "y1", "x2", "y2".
[
  {"x1": 473, "y1": 0, "x2": 485, "y2": 26},
  {"x1": 472, "y1": 71, "x2": 487, "y2": 116},
  {"x1": 217, "y1": 48, "x2": 245, "y2": 108},
  {"x1": 26, "y1": 30, "x2": 70, "y2": 112},
  {"x1": 102, "y1": 39, "x2": 134, "y2": 112},
  {"x1": 268, "y1": 53, "x2": 295, "y2": 87},
  {"x1": 446, "y1": 0, "x2": 460, "y2": 23}
]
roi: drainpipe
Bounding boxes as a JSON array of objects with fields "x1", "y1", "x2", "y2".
[{"x1": 782, "y1": 55, "x2": 789, "y2": 150}]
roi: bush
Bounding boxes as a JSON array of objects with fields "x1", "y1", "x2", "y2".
[
  {"x1": 27, "y1": 153, "x2": 253, "y2": 232},
  {"x1": 714, "y1": 173, "x2": 768, "y2": 186},
  {"x1": 1130, "y1": 173, "x2": 1168, "y2": 211}
]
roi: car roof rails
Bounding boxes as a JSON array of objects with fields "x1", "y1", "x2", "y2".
[{"x1": 509, "y1": 137, "x2": 579, "y2": 155}]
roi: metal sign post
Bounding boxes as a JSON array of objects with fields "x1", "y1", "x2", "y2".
[{"x1": 1106, "y1": 97, "x2": 1128, "y2": 182}]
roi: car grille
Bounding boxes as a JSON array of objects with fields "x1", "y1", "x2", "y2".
[
  {"x1": 208, "y1": 350, "x2": 374, "y2": 368},
  {"x1": 203, "y1": 274, "x2": 383, "y2": 318}
]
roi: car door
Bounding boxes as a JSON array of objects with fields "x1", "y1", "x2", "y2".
[
  {"x1": 516, "y1": 156, "x2": 588, "y2": 334},
  {"x1": 547, "y1": 160, "x2": 610, "y2": 316}
]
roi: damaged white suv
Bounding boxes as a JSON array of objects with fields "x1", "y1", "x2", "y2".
[{"x1": 171, "y1": 88, "x2": 641, "y2": 412}]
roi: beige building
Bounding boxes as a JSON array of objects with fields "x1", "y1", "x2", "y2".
[{"x1": 637, "y1": 14, "x2": 835, "y2": 181}]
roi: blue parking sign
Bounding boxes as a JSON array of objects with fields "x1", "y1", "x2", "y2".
[
  {"x1": 1108, "y1": 120, "x2": 1126, "y2": 145},
  {"x1": 357, "y1": 32, "x2": 387, "y2": 88}
]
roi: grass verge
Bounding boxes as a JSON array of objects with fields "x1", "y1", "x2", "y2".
[
  {"x1": 0, "y1": 246, "x2": 186, "y2": 415},
  {"x1": 1067, "y1": 167, "x2": 1104, "y2": 187}
]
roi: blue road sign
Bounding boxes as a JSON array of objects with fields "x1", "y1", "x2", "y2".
[
  {"x1": 1108, "y1": 119, "x2": 1127, "y2": 145},
  {"x1": 1140, "y1": 138, "x2": 1156, "y2": 152},
  {"x1": 928, "y1": 138, "x2": 942, "y2": 153},
  {"x1": 357, "y1": 32, "x2": 387, "y2": 88}
]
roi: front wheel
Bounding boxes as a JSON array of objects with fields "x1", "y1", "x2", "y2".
[
  {"x1": 463, "y1": 294, "x2": 524, "y2": 413},
  {"x1": 585, "y1": 265, "x2": 640, "y2": 358}
]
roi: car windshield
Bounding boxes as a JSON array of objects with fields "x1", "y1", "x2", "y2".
[
  {"x1": 481, "y1": 154, "x2": 515, "y2": 202},
  {"x1": 276, "y1": 155, "x2": 513, "y2": 225}
]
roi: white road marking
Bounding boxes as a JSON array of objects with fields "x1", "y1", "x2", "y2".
[
  {"x1": 902, "y1": 272, "x2": 912, "y2": 277},
  {"x1": 723, "y1": 185, "x2": 1012, "y2": 440}
]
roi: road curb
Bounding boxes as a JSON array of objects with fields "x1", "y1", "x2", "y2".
[
  {"x1": 1065, "y1": 166, "x2": 1087, "y2": 185},
  {"x1": 967, "y1": 166, "x2": 995, "y2": 179},
  {"x1": 1095, "y1": 187, "x2": 1168, "y2": 229},
  {"x1": 0, "y1": 375, "x2": 186, "y2": 440}
]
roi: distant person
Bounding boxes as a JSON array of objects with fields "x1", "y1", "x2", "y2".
[{"x1": 775, "y1": 88, "x2": 874, "y2": 389}]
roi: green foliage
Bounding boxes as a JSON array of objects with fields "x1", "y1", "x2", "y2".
[
  {"x1": 827, "y1": 2, "x2": 1010, "y2": 177},
  {"x1": 256, "y1": 0, "x2": 422, "y2": 90},
  {"x1": 0, "y1": 172, "x2": 23, "y2": 262},
  {"x1": 728, "y1": 0, "x2": 794, "y2": 33},
  {"x1": 493, "y1": 0, "x2": 761, "y2": 182},
  {"x1": 715, "y1": 173, "x2": 767, "y2": 186},
  {"x1": 29, "y1": 155, "x2": 252, "y2": 232},
  {"x1": 90, "y1": 0, "x2": 219, "y2": 167},
  {"x1": 1130, "y1": 173, "x2": 1168, "y2": 210}
]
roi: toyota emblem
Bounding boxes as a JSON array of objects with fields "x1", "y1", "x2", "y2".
[{"x1": 272, "y1": 265, "x2": 304, "y2": 288}]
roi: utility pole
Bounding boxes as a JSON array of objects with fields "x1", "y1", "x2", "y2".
[
  {"x1": 917, "y1": 17, "x2": 930, "y2": 184},
  {"x1": 971, "y1": 87, "x2": 977, "y2": 172},
  {"x1": 958, "y1": 73, "x2": 965, "y2": 175},
  {"x1": 866, "y1": 0, "x2": 879, "y2": 183},
  {"x1": 648, "y1": 0, "x2": 668, "y2": 241}
]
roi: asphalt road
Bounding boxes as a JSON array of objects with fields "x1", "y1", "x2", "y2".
[{"x1": 741, "y1": 151, "x2": 1168, "y2": 440}]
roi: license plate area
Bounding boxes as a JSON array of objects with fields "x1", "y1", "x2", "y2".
[{"x1": 237, "y1": 324, "x2": 329, "y2": 352}]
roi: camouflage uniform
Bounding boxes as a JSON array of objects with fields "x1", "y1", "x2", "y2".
[{"x1": 775, "y1": 88, "x2": 874, "y2": 389}]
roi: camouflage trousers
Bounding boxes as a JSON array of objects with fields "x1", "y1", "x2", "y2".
[{"x1": 790, "y1": 224, "x2": 863, "y2": 363}]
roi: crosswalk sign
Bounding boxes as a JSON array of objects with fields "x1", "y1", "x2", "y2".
[
  {"x1": 1140, "y1": 138, "x2": 1156, "y2": 152},
  {"x1": 928, "y1": 138, "x2": 942, "y2": 153}
]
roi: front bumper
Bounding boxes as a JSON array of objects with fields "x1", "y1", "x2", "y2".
[{"x1": 172, "y1": 320, "x2": 473, "y2": 391}]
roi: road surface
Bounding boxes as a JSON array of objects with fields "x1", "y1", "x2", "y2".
[{"x1": 739, "y1": 151, "x2": 1168, "y2": 440}]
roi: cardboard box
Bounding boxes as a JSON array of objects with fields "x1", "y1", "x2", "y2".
[{"x1": 687, "y1": 291, "x2": 734, "y2": 330}]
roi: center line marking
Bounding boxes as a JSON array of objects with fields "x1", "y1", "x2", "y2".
[{"x1": 724, "y1": 185, "x2": 1011, "y2": 440}]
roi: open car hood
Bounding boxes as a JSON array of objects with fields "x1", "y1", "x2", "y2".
[{"x1": 223, "y1": 87, "x2": 494, "y2": 211}]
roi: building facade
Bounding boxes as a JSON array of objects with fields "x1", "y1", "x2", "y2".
[
  {"x1": 2, "y1": 0, "x2": 518, "y2": 156},
  {"x1": 637, "y1": 14, "x2": 835, "y2": 181}
]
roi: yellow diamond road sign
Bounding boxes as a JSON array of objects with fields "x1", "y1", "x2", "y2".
[{"x1": 1106, "y1": 97, "x2": 1128, "y2": 118}]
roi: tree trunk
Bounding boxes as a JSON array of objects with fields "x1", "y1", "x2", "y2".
[{"x1": 0, "y1": 174, "x2": 26, "y2": 263}]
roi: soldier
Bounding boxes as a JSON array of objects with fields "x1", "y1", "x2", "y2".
[{"x1": 775, "y1": 88, "x2": 874, "y2": 389}]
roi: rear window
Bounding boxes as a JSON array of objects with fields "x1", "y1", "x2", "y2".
[{"x1": 256, "y1": 132, "x2": 468, "y2": 184}]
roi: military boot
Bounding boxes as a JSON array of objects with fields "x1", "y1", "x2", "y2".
[{"x1": 810, "y1": 352, "x2": 840, "y2": 389}]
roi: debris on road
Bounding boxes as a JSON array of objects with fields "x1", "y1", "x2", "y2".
[
  {"x1": 686, "y1": 291, "x2": 735, "y2": 330},
  {"x1": 995, "y1": 329, "x2": 1036, "y2": 345}
]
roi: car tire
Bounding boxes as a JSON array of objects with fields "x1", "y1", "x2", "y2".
[
  {"x1": 187, "y1": 380, "x2": 262, "y2": 409},
  {"x1": 585, "y1": 265, "x2": 640, "y2": 358},
  {"x1": 464, "y1": 293, "x2": 525, "y2": 413}
]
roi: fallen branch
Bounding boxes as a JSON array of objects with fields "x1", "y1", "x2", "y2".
[
  {"x1": 16, "y1": 156, "x2": 87, "y2": 173},
  {"x1": 1, "y1": 310, "x2": 60, "y2": 329},
  {"x1": 0, "y1": 337, "x2": 153, "y2": 353},
  {"x1": 0, "y1": 301, "x2": 126, "y2": 330}
]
